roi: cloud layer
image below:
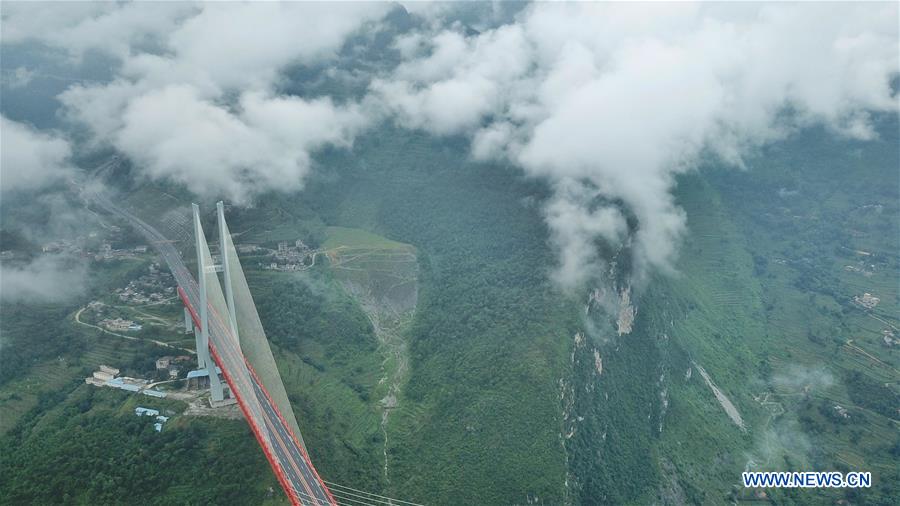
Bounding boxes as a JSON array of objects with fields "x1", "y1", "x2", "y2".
[
  {"x1": 1, "y1": 116, "x2": 72, "y2": 193},
  {"x1": 5, "y1": 2, "x2": 389, "y2": 203},
  {"x1": 372, "y1": 2, "x2": 899, "y2": 288},
  {"x1": 3, "y1": 2, "x2": 898, "y2": 289},
  {"x1": 0, "y1": 255, "x2": 87, "y2": 303},
  {"x1": 107, "y1": 86, "x2": 367, "y2": 204}
]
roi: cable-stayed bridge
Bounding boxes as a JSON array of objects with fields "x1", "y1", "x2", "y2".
[
  {"x1": 83, "y1": 178, "x2": 423, "y2": 506},
  {"x1": 88, "y1": 190, "x2": 334, "y2": 505}
]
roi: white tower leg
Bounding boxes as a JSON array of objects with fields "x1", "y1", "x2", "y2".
[
  {"x1": 193, "y1": 204, "x2": 224, "y2": 403},
  {"x1": 217, "y1": 201, "x2": 240, "y2": 343}
]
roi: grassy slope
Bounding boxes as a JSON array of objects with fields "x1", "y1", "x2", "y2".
[
  {"x1": 304, "y1": 128, "x2": 578, "y2": 505},
  {"x1": 323, "y1": 226, "x2": 411, "y2": 251}
]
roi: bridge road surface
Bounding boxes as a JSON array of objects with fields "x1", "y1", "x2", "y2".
[{"x1": 87, "y1": 189, "x2": 336, "y2": 506}]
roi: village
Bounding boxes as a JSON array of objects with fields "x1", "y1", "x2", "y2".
[
  {"x1": 258, "y1": 239, "x2": 317, "y2": 272},
  {"x1": 38, "y1": 235, "x2": 149, "y2": 262},
  {"x1": 115, "y1": 263, "x2": 175, "y2": 304},
  {"x1": 83, "y1": 355, "x2": 241, "y2": 432}
]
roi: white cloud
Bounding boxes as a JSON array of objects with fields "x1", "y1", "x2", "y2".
[
  {"x1": 4, "y1": 67, "x2": 35, "y2": 89},
  {"x1": 1, "y1": 116, "x2": 72, "y2": 193},
  {"x1": 0, "y1": 255, "x2": 87, "y2": 303},
  {"x1": 543, "y1": 179, "x2": 628, "y2": 289},
  {"x1": 372, "y1": 2, "x2": 900, "y2": 289},
  {"x1": 110, "y1": 86, "x2": 368, "y2": 204},
  {"x1": 373, "y1": 25, "x2": 532, "y2": 135},
  {"x1": 15, "y1": 1, "x2": 391, "y2": 97},
  {"x1": 240, "y1": 92, "x2": 367, "y2": 151},
  {"x1": 41, "y1": 2, "x2": 390, "y2": 202},
  {"x1": 0, "y1": 2, "x2": 194, "y2": 61},
  {"x1": 4, "y1": 2, "x2": 897, "y2": 292},
  {"x1": 59, "y1": 79, "x2": 141, "y2": 144},
  {"x1": 773, "y1": 365, "x2": 835, "y2": 391},
  {"x1": 161, "y1": 2, "x2": 390, "y2": 93}
]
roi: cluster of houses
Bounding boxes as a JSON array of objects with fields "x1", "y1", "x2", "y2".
[
  {"x1": 1, "y1": 225, "x2": 155, "y2": 264},
  {"x1": 94, "y1": 243, "x2": 148, "y2": 261},
  {"x1": 155, "y1": 355, "x2": 192, "y2": 379},
  {"x1": 263, "y1": 239, "x2": 315, "y2": 271},
  {"x1": 39, "y1": 238, "x2": 88, "y2": 256},
  {"x1": 135, "y1": 406, "x2": 171, "y2": 432},
  {"x1": 84, "y1": 365, "x2": 166, "y2": 399},
  {"x1": 883, "y1": 328, "x2": 898, "y2": 348},
  {"x1": 832, "y1": 405, "x2": 851, "y2": 419},
  {"x1": 100, "y1": 318, "x2": 143, "y2": 332},
  {"x1": 844, "y1": 263, "x2": 875, "y2": 277},
  {"x1": 116, "y1": 263, "x2": 175, "y2": 304},
  {"x1": 853, "y1": 292, "x2": 880, "y2": 309}
]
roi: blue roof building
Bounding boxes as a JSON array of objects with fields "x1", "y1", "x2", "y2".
[
  {"x1": 186, "y1": 367, "x2": 222, "y2": 379},
  {"x1": 107, "y1": 377, "x2": 141, "y2": 392}
]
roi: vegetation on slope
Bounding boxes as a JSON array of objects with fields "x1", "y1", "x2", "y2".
[
  {"x1": 644, "y1": 117, "x2": 899, "y2": 505},
  {"x1": 1, "y1": 387, "x2": 284, "y2": 505},
  {"x1": 302, "y1": 127, "x2": 579, "y2": 505}
]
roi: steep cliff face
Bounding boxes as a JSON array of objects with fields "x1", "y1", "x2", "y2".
[
  {"x1": 560, "y1": 172, "x2": 771, "y2": 505},
  {"x1": 564, "y1": 259, "x2": 669, "y2": 505}
]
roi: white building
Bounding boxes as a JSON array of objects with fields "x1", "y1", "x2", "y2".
[{"x1": 135, "y1": 407, "x2": 160, "y2": 417}]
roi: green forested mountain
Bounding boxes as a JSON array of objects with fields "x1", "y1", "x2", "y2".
[
  {"x1": 1, "y1": 4, "x2": 898, "y2": 506},
  {"x1": 3, "y1": 117, "x2": 898, "y2": 506}
]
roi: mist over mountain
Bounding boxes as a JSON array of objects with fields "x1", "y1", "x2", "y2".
[
  {"x1": 1, "y1": 3, "x2": 898, "y2": 505},
  {"x1": 5, "y1": 2, "x2": 895, "y2": 289}
]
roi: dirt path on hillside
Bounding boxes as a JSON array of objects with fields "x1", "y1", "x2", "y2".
[
  {"x1": 746, "y1": 391, "x2": 786, "y2": 471},
  {"x1": 74, "y1": 306, "x2": 195, "y2": 354},
  {"x1": 342, "y1": 284, "x2": 413, "y2": 482},
  {"x1": 360, "y1": 300, "x2": 410, "y2": 482},
  {"x1": 330, "y1": 248, "x2": 417, "y2": 483}
]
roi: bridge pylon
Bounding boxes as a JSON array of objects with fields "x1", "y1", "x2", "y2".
[
  {"x1": 213, "y1": 201, "x2": 307, "y2": 449},
  {"x1": 188, "y1": 203, "x2": 303, "y2": 435},
  {"x1": 192, "y1": 203, "x2": 227, "y2": 403}
]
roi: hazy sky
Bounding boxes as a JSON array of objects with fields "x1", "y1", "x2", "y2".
[{"x1": 2, "y1": 1, "x2": 897, "y2": 291}]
